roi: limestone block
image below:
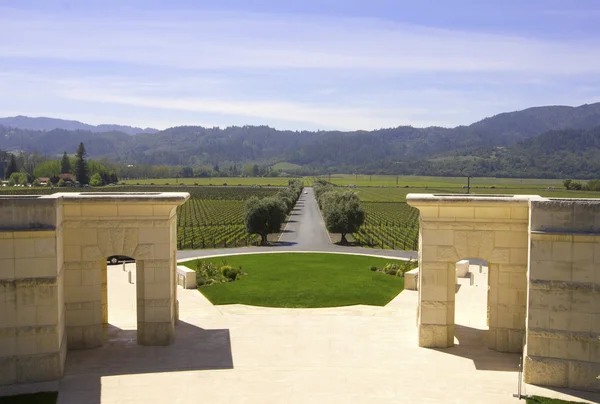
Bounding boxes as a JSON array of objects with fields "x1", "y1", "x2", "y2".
[
  {"x1": 14, "y1": 257, "x2": 57, "y2": 278},
  {"x1": 455, "y1": 260, "x2": 469, "y2": 278},
  {"x1": 573, "y1": 242, "x2": 595, "y2": 263},
  {"x1": 489, "y1": 327, "x2": 524, "y2": 353},
  {"x1": 138, "y1": 227, "x2": 171, "y2": 245},
  {"x1": 143, "y1": 283, "x2": 172, "y2": 300},
  {"x1": 495, "y1": 231, "x2": 528, "y2": 248},
  {"x1": 567, "y1": 360, "x2": 600, "y2": 391},
  {"x1": 80, "y1": 204, "x2": 118, "y2": 217},
  {"x1": 420, "y1": 285, "x2": 449, "y2": 302},
  {"x1": 0, "y1": 328, "x2": 16, "y2": 356},
  {"x1": 524, "y1": 356, "x2": 568, "y2": 387},
  {"x1": 511, "y1": 206, "x2": 529, "y2": 220},
  {"x1": 418, "y1": 324, "x2": 453, "y2": 348},
  {"x1": 0, "y1": 356, "x2": 17, "y2": 386},
  {"x1": 153, "y1": 243, "x2": 172, "y2": 260},
  {"x1": 81, "y1": 246, "x2": 104, "y2": 261},
  {"x1": 453, "y1": 230, "x2": 495, "y2": 259},
  {"x1": 117, "y1": 204, "x2": 154, "y2": 217},
  {"x1": 571, "y1": 262, "x2": 595, "y2": 283},
  {"x1": 153, "y1": 205, "x2": 177, "y2": 217},
  {"x1": 64, "y1": 285, "x2": 96, "y2": 304},
  {"x1": 510, "y1": 248, "x2": 528, "y2": 265},
  {"x1": 489, "y1": 248, "x2": 511, "y2": 264},
  {"x1": 404, "y1": 268, "x2": 419, "y2": 291},
  {"x1": 36, "y1": 305, "x2": 59, "y2": 325},
  {"x1": 13, "y1": 239, "x2": 36, "y2": 259},
  {"x1": 438, "y1": 206, "x2": 474, "y2": 219},
  {"x1": 475, "y1": 206, "x2": 511, "y2": 219},
  {"x1": 0, "y1": 239, "x2": 14, "y2": 259},
  {"x1": 549, "y1": 312, "x2": 592, "y2": 333},
  {"x1": 143, "y1": 306, "x2": 172, "y2": 323},
  {"x1": 63, "y1": 204, "x2": 81, "y2": 217},
  {"x1": 63, "y1": 245, "x2": 81, "y2": 262},
  {"x1": 133, "y1": 244, "x2": 155, "y2": 260},
  {"x1": 420, "y1": 304, "x2": 451, "y2": 325},
  {"x1": 16, "y1": 352, "x2": 63, "y2": 383},
  {"x1": 530, "y1": 239, "x2": 553, "y2": 261},
  {"x1": 437, "y1": 246, "x2": 459, "y2": 262},
  {"x1": 421, "y1": 229, "x2": 454, "y2": 246},
  {"x1": 0, "y1": 259, "x2": 15, "y2": 280},
  {"x1": 137, "y1": 321, "x2": 174, "y2": 346},
  {"x1": 530, "y1": 261, "x2": 572, "y2": 281},
  {"x1": 552, "y1": 241, "x2": 573, "y2": 262},
  {"x1": 66, "y1": 324, "x2": 102, "y2": 349}
]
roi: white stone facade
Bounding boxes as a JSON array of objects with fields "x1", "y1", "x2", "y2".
[
  {"x1": 0, "y1": 192, "x2": 189, "y2": 385},
  {"x1": 407, "y1": 194, "x2": 600, "y2": 392}
]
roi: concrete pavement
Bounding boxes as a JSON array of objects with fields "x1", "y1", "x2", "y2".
[{"x1": 46, "y1": 263, "x2": 599, "y2": 404}]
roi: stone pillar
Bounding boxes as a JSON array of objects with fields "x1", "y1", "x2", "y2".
[
  {"x1": 136, "y1": 259, "x2": 175, "y2": 346},
  {"x1": 524, "y1": 199, "x2": 600, "y2": 392}
]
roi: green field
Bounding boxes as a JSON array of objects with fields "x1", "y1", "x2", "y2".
[
  {"x1": 184, "y1": 253, "x2": 405, "y2": 307},
  {"x1": 121, "y1": 176, "x2": 310, "y2": 186},
  {"x1": 2, "y1": 174, "x2": 599, "y2": 252},
  {"x1": 320, "y1": 174, "x2": 569, "y2": 188}
]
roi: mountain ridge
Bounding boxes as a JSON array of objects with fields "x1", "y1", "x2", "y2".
[
  {"x1": 0, "y1": 116, "x2": 158, "y2": 136},
  {"x1": 1, "y1": 102, "x2": 600, "y2": 179}
]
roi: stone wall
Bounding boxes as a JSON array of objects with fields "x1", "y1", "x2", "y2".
[
  {"x1": 0, "y1": 197, "x2": 65, "y2": 385},
  {"x1": 408, "y1": 193, "x2": 600, "y2": 392},
  {"x1": 524, "y1": 198, "x2": 600, "y2": 391},
  {"x1": 0, "y1": 192, "x2": 188, "y2": 386},
  {"x1": 407, "y1": 194, "x2": 530, "y2": 352}
]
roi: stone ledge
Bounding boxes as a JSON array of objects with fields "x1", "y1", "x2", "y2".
[
  {"x1": 528, "y1": 328, "x2": 600, "y2": 343},
  {"x1": 529, "y1": 280, "x2": 600, "y2": 293}
]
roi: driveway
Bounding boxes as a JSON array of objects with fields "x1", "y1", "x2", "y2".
[{"x1": 177, "y1": 187, "x2": 418, "y2": 261}]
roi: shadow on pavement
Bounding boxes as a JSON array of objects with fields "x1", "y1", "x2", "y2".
[
  {"x1": 433, "y1": 325, "x2": 520, "y2": 372},
  {"x1": 57, "y1": 321, "x2": 233, "y2": 404}
]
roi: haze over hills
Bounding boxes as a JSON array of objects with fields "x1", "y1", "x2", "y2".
[
  {"x1": 1, "y1": 102, "x2": 600, "y2": 178},
  {"x1": 0, "y1": 116, "x2": 158, "y2": 136}
]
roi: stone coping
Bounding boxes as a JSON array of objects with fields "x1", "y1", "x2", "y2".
[
  {"x1": 39, "y1": 192, "x2": 190, "y2": 203},
  {"x1": 406, "y1": 193, "x2": 538, "y2": 205}
]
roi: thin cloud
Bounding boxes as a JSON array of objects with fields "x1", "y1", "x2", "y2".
[{"x1": 1, "y1": 7, "x2": 600, "y2": 74}]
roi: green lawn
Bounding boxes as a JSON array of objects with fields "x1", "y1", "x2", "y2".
[
  {"x1": 526, "y1": 396, "x2": 589, "y2": 404},
  {"x1": 183, "y1": 253, "x2": 406, "y2": 308},
  {"x1": 0, "y1": 392, "x2": 58, "y2": 404}
]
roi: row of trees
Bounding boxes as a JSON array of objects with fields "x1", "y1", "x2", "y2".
[
  {"x1": 313, "y1": 180, "x2": 365, "y2": 243},
  {"x1": 563, "y1": 179, "x2": 600, "y2": 191},
  {"x1": 1, "y1": 142, "x2": 118, "y2": 186},
  {"x1": 244, "y1": 179, "x2": 304, "y2": 243}
]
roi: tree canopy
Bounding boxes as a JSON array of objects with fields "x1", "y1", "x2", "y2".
[{"x1": 74, "y1": 142, "x2": 89, "y2": 185}]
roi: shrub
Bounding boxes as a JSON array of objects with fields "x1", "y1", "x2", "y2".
[
  {"x1": 383, "y1": 263, "x2": 400, "y2": 276},
  {"x1": 369, "y1": 265, "x2": 377, "y2": 272},
  {"x1": 195, "y1": 262, "x2": 245, "y2": 286},
  {"x1": 221, "y1": 265, "x2": 243, "y2": 281}
]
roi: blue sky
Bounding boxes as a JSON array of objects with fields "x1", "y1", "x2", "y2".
[{"x1": 1, "y1": 0, "x2": 599, "y2": 130}]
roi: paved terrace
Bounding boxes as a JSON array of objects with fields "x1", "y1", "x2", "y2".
[{"x1": 2, "y1": 262, "x2": 597, "y2": 403}]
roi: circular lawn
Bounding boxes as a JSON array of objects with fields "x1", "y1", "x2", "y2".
[{"x1": 183, "y1": 253, "x2": 409, "y2": 308}]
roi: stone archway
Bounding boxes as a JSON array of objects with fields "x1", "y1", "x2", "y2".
[
  {"x1": 60, "y1": 193, "x2": 188, "y2": 349},
  {"x1": 407, "y1": 194, "x2": 530, "y2": 353}
]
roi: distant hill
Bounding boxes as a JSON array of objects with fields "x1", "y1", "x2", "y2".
[
  {"x1": 0, "y1": 116, "x2": 158, "y2": 135},
  {"x1": 1, "y1": 102, "x2": 600, "y2": 178}
]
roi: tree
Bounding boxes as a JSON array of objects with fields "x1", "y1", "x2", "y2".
[
  {"x1": 89, "y1": 173, "x2": 103, "y2": 186},
  {"x1": 61, "y1": 152, "x2": 72, "y2": 173},
  {"x1": 74, "y1": 142, "x2": 89, "y2": 185},
  {"x1": 5, "y1": 154, "x2": 17, "y2": 179},
  {"x1": 321, "y1": 191, "x2": 365, "y2": 244},
  {"x1": 563, "y1": 179, "x2": 572, "y2": 190},
  {"x1": 244, "y1": 196, "x2": 287, "y2": 244}
]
